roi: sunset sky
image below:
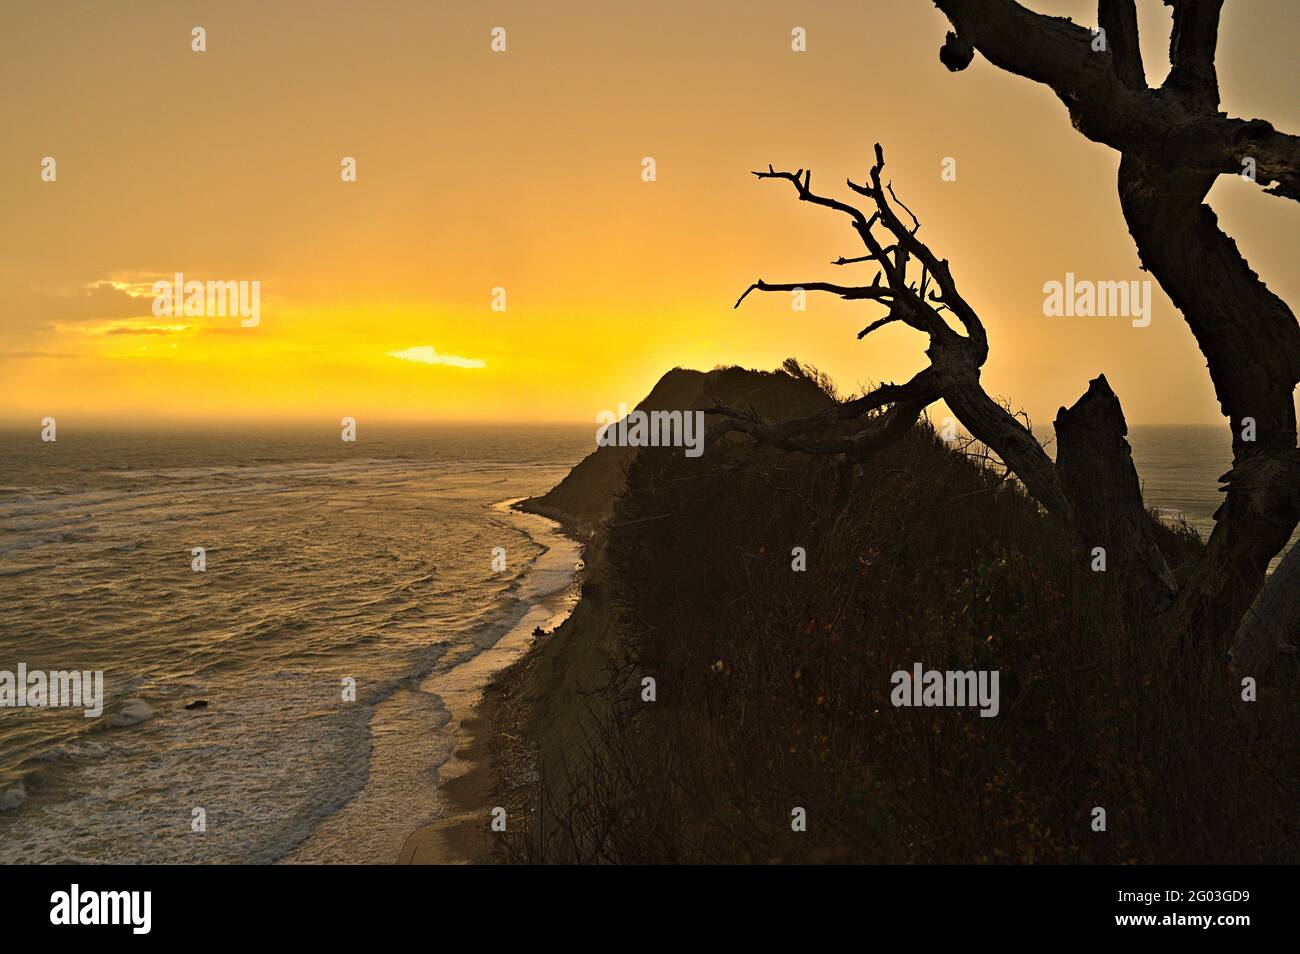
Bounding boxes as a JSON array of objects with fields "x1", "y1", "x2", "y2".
[{"x1": 2, "y1": 0, "x2": 1296, "y2": 428}]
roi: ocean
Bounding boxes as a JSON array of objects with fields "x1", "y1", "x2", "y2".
[
  {"x1": 0, "y1": 425, "x2": 591, "y2": 863},
  {"x1": 1126, "y1": 425, "x2": 1234, "y2": 539},
  {"x1": 0, "y1": 422, "x2": 1279, "y2": 862}
]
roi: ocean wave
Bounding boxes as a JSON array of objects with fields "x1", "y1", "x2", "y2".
[
  {"x1": 108, "y1": 699, "x2": 155, "y2": 728},
  {"x1": 0, "y1": 562, "x2": 58, "y2": 577},
  {"x1": 33, "y1": 741, "x2": 110, "y2": 762},
  {"x1": 0, "y1": 781, "x2": 27, "y2": 812},
  {"x1": 0, "y1": 535, "x2": 68, "y2": 554},
  {"x1": 0, "y1": 454, "x2": 586, "y2": 863}
]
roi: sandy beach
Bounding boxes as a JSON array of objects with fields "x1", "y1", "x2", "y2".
[{"x1": 397, "y1": 501, "x2": 582, "y2": 864}]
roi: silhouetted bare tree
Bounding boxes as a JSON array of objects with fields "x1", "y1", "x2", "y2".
[{"x1": 714, "y1": 0, "x2": 1298, "y2": 673}]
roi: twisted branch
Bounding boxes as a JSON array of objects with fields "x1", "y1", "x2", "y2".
[{"x1": 712, "y1": 144, "x2": 1177, "y2": 606}]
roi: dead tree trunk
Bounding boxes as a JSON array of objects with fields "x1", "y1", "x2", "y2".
[
  {"x1": 713, "y1": 130, "x2": 1294, "y2": 669},
  {"x1": 1117, "y1": 157, "x2": 1300, "y2": 656},
  {"x1": 1054, "y1": 375, "x2": 1177, "y2": 616},
  {"x1": 927, "y1": 0, "x2": 1300, "y2": 660},
  {"x1": 1230, "y1": 540, "x2": 1300, "y2": 675}
]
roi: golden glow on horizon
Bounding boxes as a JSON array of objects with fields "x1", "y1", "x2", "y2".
[{"x1": 1, "y1": 1, "x2": 1296, "y2": 427}]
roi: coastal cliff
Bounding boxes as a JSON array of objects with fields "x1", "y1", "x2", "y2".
[
  {"x1": 489, "y1": 364, "x2": 832, "y2": 849},
  {"x1": 481, "y1": 363, "x2": 1295, "y2": 864}
]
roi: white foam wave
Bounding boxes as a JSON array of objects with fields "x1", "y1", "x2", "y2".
[{"x1": 108, "y1": 699, "x2": 155, "y2": 728}]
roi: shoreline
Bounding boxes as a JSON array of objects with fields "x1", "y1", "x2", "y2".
[{"x1": 396, "y1": 499, "x2": 583, "y2": 864}]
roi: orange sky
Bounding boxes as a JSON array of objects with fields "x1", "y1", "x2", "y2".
[{"x1": 2, "y1": 1, "x2": 1296, "y2": 427}]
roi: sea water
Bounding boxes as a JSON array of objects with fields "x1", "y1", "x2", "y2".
[{"x1": 0, "y1": 424, "x2": 590, "y2": 863}]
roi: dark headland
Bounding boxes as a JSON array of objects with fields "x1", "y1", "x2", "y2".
[{"x1": 417, "y1": 363, "x2": 1296, "y2": 865}]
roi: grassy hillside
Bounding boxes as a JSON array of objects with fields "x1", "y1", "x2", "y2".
[{"x1": 496, "y1": 364, "x2": 1297, "y2": 864}]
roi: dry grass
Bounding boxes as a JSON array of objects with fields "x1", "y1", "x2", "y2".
[{"x1": 504, "y1": 418, "x2": 1297, "y2": 864}]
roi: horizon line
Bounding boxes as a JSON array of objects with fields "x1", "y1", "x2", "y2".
[{"x1": 0, "y1": 416, "x2": 1236, "y2": 432}]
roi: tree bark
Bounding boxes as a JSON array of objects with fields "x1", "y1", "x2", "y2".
[
  {"x1": 933, "y1": 0, "x2": 1300, "y2": 659},
  {"x1": 1055, "y1": 375, "x2": 1177, "y2": 613},
  {"x1": 1229, "y1": 540, "x2": 1300, "y2": 677},
  {"x1": 1117, "y1": 156, "x2": 1300, "y2": 651}
]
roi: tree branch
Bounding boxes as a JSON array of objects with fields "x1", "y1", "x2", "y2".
[
  {"x1": 707, "y1": 369, "x2": 939, "y2": 442},
  {"x1": 1098, "y1": 0, "x2": 1145, "y2": 90},
  {"x1": 934, "y1": 0, "x2": 1300, "y2": 202},
  {"x1": 734, "y1": 279, "x2": 893, "y2": 310},
  {"x1": 729, "y1": 146, "x2": 1200, "y2": 633},
  {"x1": 707, "y1": 373, "x2": 941, "y2": 461},
  {"x1": 1163, "y1": 0, "x2": 1222, "y2": 111}
]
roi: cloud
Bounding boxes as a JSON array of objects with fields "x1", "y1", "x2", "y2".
[
  {"x1": 99, "y1": 324, "x2": 191, "y2": 335},
  {"x1": 0, "y1": 280, "x2": 155, "y2": 336},
  {"x1": 387, "y1": 346, "x2": 486, "y2": 369}
]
